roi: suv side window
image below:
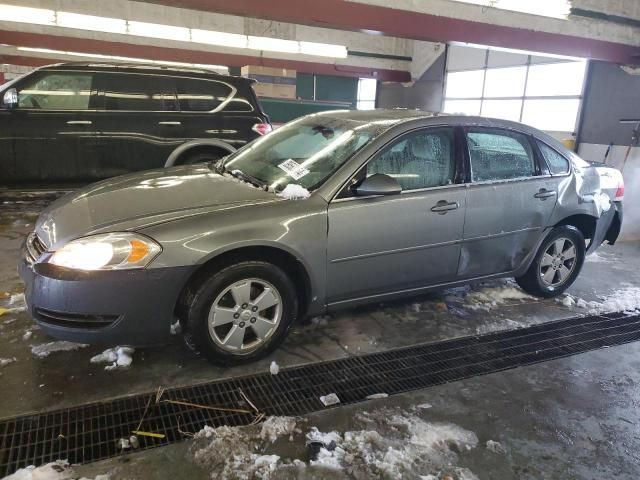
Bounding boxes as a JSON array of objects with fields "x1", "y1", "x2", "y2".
[
  {"x1": 537, "y1": 140, "x2": 570, "y2": 174},
  {"x1": 17, "y1": 72, "x2": 93, "y2": 110},
  {"x1": 176, "y1": 78, "x2": 233, "y2": 112},
  {"x1": 467, "y1": 129, "x2": 535, "y2": 182},
  {"x1": 365, "y1": 128, "x2": 455, "y2": 191},
  {"x1": 98, "y1": 73, "x2": 177, "y2": 111}
]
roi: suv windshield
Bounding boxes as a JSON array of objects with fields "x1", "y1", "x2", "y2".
[{"x1": 223, "y1": 115, "x2": 393, "y2": 192}]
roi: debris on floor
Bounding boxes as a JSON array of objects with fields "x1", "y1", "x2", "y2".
[
  {"x1": 90, "y1": 347, "x2": 135, "y2": 370},
  {"x1": 319, "y1": 393, "x2": 341, "y2": 406},
  {"x1": 0, "y1": 357, "x2": 16, "y2": 367},
  {"x1": 31, "y1": 341, "x2": 89, "y2": 358},
  {"x1": 22, "y1": 330, "x2": 32, "y2": 341},
  {"x1": 365, "y1": 393, "x2": 389, "y2": 400},
  {"x1": 260, "y1": 416, "x2": 299, "y2": 443},
  {"x1": 269, "y1": 361, "x2": 280, "y2": 375},
  {"x1": 486, "y1": 439, "x2": 506, "y2": 454}
]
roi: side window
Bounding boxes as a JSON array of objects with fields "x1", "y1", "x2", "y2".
[
  {"x1": 365, "y1": 128, "x2": 455, "y2": 191},
  {"x1": 176, "y1": 78, "x2": 233, "y2": 112},
  {"x1": 537, "y1": 141, "x2": 570, "y2": 174},
  {"x1": 467, "y1": 129, "x2": 535, "y2": 182},
  {"x1": 99, "y1": 73, "x2": 177, "y2": 111},
  {"x1": 17, "y1": 72, "x2": 93, "y2": 110}
]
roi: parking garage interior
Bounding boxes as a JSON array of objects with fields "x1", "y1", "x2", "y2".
[{"x1": 1, "y1": 1, "x2": 640, "y2": 479}]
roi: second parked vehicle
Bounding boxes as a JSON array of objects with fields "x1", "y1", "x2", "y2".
[{"x1": 0, "y1": 62, "x2": 271, "y2": 183}]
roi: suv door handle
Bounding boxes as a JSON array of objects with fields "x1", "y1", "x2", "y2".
[
  {"x1": 158, "y1": 121, "x2": 181, "y2": 126},
  {"x1": 534, "y1": 189, "x2": 557, "y2": 199},
  {"x1": 66, "y1": 120, "x2": 92, "y2": 125},
  {"x1": 430, "y1": 200, "x2": 459, "y2": 214}
]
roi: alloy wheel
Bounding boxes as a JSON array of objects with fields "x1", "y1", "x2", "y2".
[
  {"x1": 208, "y1": 278, "x2": 282, "y2": 353},
  {"x1": 539, "y1": 237, "x2": 577, "y2": 287}
]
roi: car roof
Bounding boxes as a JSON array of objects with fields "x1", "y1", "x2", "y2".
[
  {"x1": 314, "y1": 109, "x2": 568, "y2": 152},
  {"x1": 38, "y1": 62, "x2": 253, "y2": 83}
]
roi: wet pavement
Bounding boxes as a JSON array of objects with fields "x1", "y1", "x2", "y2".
[{"x1": 1, "y1": 190, "x2": 640, "y2": 479}]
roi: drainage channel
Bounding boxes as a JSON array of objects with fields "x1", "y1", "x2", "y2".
[{"x1": 1, "y1": 311, "x2": 640, "y2": 476}]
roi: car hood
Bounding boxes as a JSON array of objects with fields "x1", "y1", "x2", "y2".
[{"x1": 35, "y1": 164, "x2": 277, "y2": 249}]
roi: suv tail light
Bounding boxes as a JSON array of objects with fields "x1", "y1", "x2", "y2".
[
  {"x1": 615, "y1": 178, "x2": 624, "y2": 201},
  {"x1": 252, "y1": 123, "x2": 272, "y2": 136}
]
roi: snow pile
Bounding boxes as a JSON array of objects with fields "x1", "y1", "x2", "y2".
[
  {"x1": 307, "y1": 412, "x2": 478, "y2": 478},
  {"x1": 269, "y1": 361, "x2": 279, "y2": 375},
  {"x1": 90, "y1": 347, "x2": 135, "y2": 370},
  {"x1": 31, "y1": 341, "x2": 88, "y2": 358},
  {"x1": 486, "y1": 440, "x2": 506, "y2": 454},
  {"x1": 0, "y1": 357, "x2": 16, "y2": 367},
  {"x1": 2, "y1": 460, "x2": 109, "y2": 480},
  {"x1": 278, "y1": 184, "x2": 310, "y2": 200},
  {"x1": 191, "y1": 417, "x2": 299, "y2": 479},
  {"x1": 559, "y1": 287, "x2": 640, "y2": 314},
  {"x1": 260, "y1": 416, "x2": 298, "y2": 443}
]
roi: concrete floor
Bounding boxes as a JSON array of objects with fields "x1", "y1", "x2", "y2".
[{"x1": 1, "y1": 191, "x2": 640, "y2": 479}]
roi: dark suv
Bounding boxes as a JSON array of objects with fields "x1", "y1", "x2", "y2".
[{"x1": 0, "y1": 62, "x2": 271, "y2": 183}]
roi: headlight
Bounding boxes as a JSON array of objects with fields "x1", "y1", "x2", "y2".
[{"x1": 47, "y1": 233, "x2": 161, "y2": 271}]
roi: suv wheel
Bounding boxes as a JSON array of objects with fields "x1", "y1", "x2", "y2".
[
  {"x1": 516, "y1": 225, "x2": 585, "y2": 298},
  {"x1": 183, "y1": 261, "x2": 298, "y2": 365}
]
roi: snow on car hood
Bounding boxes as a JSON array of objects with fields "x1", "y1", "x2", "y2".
[{"x1": 35, "y1": 164, "x2": 277, "y2": 249}]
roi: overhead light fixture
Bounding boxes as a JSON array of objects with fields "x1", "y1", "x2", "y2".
[
  {"x1": 127, "y1": 21, "x2": 190, "y2": 42},
  {"x1": 0, "y1": 3, "x2": 347, "y2": 59},
  {"x1": 0, "y1": 4, "x2": 55, "y2": 25},
  {"x1": 300, "y1": 41, "x2": 348, "y2": 58},
  {"x1": 15, "y1": 46, "x2": 228, "y2": 73},
  {"x1": 57, "y1": 12, "x2": 126, "y2": 34},
  {"x1": 247, "y1": 36, "x2": 300, "y2": 54},
  {"x1": 191, "y1": 29, "x2": 247, "y2": 49}
]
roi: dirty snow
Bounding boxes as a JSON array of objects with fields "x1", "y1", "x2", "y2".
[
  {"x1": 90, "y1": 347, "x2": 134, "y2": 370},
  {"x1": 269, "y1": 361, "x2": 280, "y2": 375},
  {"x1": 22, "y1": 330, "x2": 33, "y2": 341},
  {"x1": 459, "y1": 284, "x2": 533, "y2": 311},
  {"x1": 559, "y1": 287, "x2": 640, "y2": 314},
  {"x1": 365, "y1": 393, "x2": 389, "y2": 400},
  {"x1": 31, "y1": 341, "x2": 88, "y2": 358},
  {"x1": 260, "y1": 416, "x2": 299, "y2": 443},
  {"x1": 278, "y1": 184, "x2": 310, "y2": 200},
  {"x1": 0, "y1": 357, "x2": 16, "y2": 367},
  {"x1": 309, "y1": 315, "x2": 330, "y2": 327},
  {"x1": 2, "y1": 460, "x2": 109, "y2": 480}
]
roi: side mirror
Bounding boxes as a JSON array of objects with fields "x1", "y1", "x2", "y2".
[
  {"x1": 2, "y1": 88, "x2": 17, "y2": 110},
  {"x1": 353, "y1": 173, "x2": 402, "y2": 196}
]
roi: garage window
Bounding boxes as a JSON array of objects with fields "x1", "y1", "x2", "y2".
[
  {"x1": 366, "y1": 128, "x2": 455, "y2": 191},
  {"x1": 17, "y1": 72, "x2": 93, "y2": 110},
  {"x1": 99, "y1": 73, "x2": 177, "y2": 111},
  {"x1": 537, "y1": 140, "x2": 570, "y2": 174},
  {"x1": 467, "y1": 129, "x2": 535, "y2": 182},
  {"x1": 176, "y1": 78, "x2": 233, "y2": 112}
]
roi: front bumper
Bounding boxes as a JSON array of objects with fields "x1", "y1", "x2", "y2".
[{"x1": 18, "y1": 253, "x2": 193, "y2": 346}]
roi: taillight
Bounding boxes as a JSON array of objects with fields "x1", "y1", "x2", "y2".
[
  {"x1": 252, "y1": 123, "x2": 272, "y2": 136},
  {"x1": 615, "y1": 179, "x2": 624, "y2": 201}
]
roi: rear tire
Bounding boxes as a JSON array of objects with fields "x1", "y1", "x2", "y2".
[
  {"x1": 182, "y1": 261, "x2": 298, "y2": 365},
  {"x1": 516, "y1": 225, "x2": 585, "y2": 298}
]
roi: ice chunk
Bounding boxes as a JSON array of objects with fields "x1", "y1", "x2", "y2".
[
  {"x1": 486, "y1": 439, "x2": 506, "y2": 454},
  {"x1": 269, "y1": 361, "x2": 280, "y2": 375},
  {"x1": 278, "y1": 184, "x2": 310, "y2": 200},
  {"x1": 365, "y1": 393, "x2": 389, "y2": 400},
  {"x1": 260, "y1": 416, "x2": 297, "y2": 443},
  {"x1": 319, "y1": 393, "x2": 341, "y2": 406},
  {"x1": 31, "y1": 341, "x2": 88, "y2": 358},
  {"x1": 170, "y1": 319, "x2": 182, "y2": 335},
  {"x1": 0, "y1": 357, "x2": 16, "y2": 367},
  {"x1": 91, "y1": 346, "x2": 134, "y2": 370}
]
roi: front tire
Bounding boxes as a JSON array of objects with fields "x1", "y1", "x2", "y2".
[
  {"x1": 183, "y1": 261, "x2": 298, "y2": 365},
  {"x1": 516, "y1": 226, "x2": 585, "y2": 298}
]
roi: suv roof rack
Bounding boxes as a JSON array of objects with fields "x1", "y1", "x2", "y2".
[{"x1": 49, "y1": 61, "x2": 227, "y2": 76}]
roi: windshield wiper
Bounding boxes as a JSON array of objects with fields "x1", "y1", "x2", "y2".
[{"x1": 230, "y1": 169, "x2": 267, "y2": 189}]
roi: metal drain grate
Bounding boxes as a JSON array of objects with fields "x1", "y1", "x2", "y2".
[{"x1": 1, "y1": 311, "x2": 639, "y2": 475}]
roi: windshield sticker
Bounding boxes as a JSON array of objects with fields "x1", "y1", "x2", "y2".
[{"x1": 278, "y1": 159, "x2": 310, "y2": 180}]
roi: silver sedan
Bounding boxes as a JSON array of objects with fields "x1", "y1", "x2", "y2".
[{"x1": 19, "y1": 110, "x2": 624, "y2": 364}]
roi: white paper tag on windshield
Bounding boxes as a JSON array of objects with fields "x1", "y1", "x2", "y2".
[{"x1": 278, "y1": 159, "x2": 310, "y2": 180}]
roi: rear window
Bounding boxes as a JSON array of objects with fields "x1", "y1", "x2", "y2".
[
  {"x1": 176, "y1": 78, "x2": 233, "y2": 112},
  {"x1": 98, "y1": 73, "x2": 177, "y2": 111},
  {"x1": 537, "y1": 140, "x2": 570, "y2": 174}
]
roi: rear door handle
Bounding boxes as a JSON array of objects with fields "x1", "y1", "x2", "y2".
[
  {"x1": 158, "y1": 121, "x2": 182, "y2": 126},
  {"x1": 430, "y1": 200, "x2": 459, "y2": 214},
  {"x1": 66, "y1": 120, "x2": 92, "y2": 125},
  {"x1": 534, "y1": 189, "x2": 557, "y2": 199}
]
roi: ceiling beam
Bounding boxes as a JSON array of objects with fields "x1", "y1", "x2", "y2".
[
  {"x1": 0, "y1": 30, "x2": 411, "y2": 81},
  {"x1": 148, "y1": 0, "x2": 640, "y2": 64}
]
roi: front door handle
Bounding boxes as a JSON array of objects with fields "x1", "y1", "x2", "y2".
[
  {"x1": 158, "y1": 121, "x2": 182, "y2": 126},
  {"x1": 66, "y1": 120, "x2": 92, "y2": 125},
  {"x1": 534, "y1": 189, "x2": 557, "y2": 200},
  {"x1": 430, "y1": 200, "x2": 459, "y2": 214}
]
